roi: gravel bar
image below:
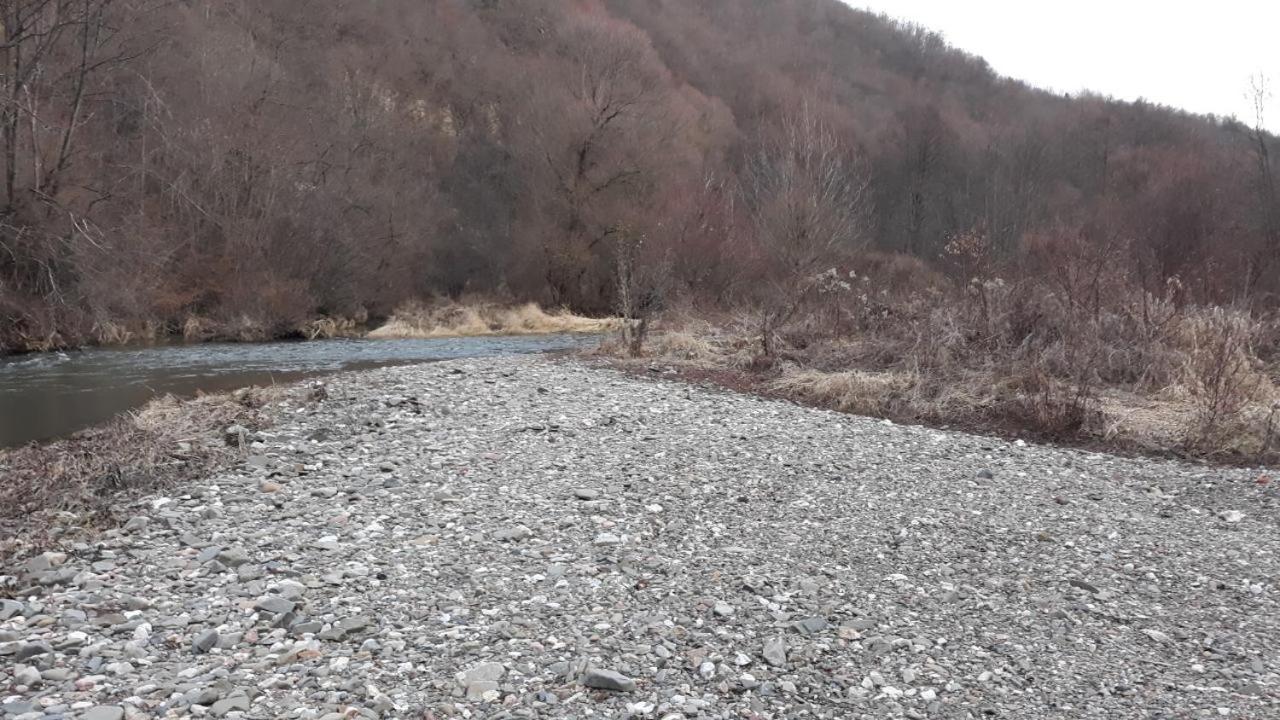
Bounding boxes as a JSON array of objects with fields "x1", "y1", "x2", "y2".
[{"x1": 2, "y1": 356, "x2": 1278, "y2": 719}]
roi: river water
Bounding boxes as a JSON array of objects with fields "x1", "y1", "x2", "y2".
[{"x1": 0, "y1": 334, "x2": 599, "y2": 448}]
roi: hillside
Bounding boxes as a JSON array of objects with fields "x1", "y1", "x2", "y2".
[{"x1": 0, "y1": 0, "x2": 1276, "y2": 352}]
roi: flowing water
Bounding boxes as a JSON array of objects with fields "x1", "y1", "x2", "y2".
[{"x1": 0, "y1": 334, "x2": 599, "y2": 448}]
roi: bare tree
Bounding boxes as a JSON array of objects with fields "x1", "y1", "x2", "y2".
[
  {"x1": 1246, "y1": 74, "x2": 1278, "y2": 301},
  {"x1": 522, "y1": 14, "x2": 675, "y2": 311},
  {"x1": 742, "y1": 105, "x2": 871, "y2": 356}
]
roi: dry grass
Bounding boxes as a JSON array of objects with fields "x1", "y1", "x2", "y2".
[
  {"x1": 369, "y1": 299, "x2": 620, "y2": 339},
  {"x1": 301, "y1": 315, "x2": 364, "y2": 340},
  {"x1": 771, "y1": 368, "x2": 915, "y2": 416},
  {"x1": 0, "y1": 386, "x2": 287, "y2": 563},
  {"x1": 604, "y1": 279, "x2": 1280, "y2": 465}
]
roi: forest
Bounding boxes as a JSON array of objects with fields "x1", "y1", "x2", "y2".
[{"x1": 0, "y1": 0, "x2": 1276, "y2": 356}]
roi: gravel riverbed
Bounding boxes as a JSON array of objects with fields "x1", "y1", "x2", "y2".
[{"x1": 2, "y1": 356, "x2": 1278, "y2": 719}]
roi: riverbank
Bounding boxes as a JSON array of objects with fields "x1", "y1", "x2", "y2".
[
  {"x1": 0, "y1": 384, "x2": 294, "y2": 556},
  {"x1": 593, "y1": 312, "x2": 1280, "y2": 468},
  {"x1": 2, "y1": 356, "x2": 1277, "y2": 718}
]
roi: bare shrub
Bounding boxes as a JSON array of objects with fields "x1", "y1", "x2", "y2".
[
  {"x1": 1179, "y1": 308, "x2": 1268, "y2": 453},
  {"x1": 614, "y1": 227, "x2": 671, "y2": 356}
]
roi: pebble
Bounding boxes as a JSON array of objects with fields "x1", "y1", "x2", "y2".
[
  {"x1": 763, "y1": 637, "x2": 787, "y2": 667},
  {"x1": 583, "y1": 668, "x2": 636, "y2": 692},
  {"x1": 192, "y1": 628, "x2": 219, "y2": 653}
]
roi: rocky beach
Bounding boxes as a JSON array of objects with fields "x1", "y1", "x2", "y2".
[{"x1": 2, "y1": 356, "x2": 1277, "y2": 719}]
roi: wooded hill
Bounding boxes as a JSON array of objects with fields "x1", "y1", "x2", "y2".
[{"x1": 1, "y1": 0, "x2": 1275, "y2": 352}]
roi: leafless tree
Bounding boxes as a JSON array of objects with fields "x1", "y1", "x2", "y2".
[
  {"x1": 1246, "y1": 75, "x2": 1278, "y2": 301},
  {"x1": 742, "y1": 105, "x2": 871, "y2": 356}
]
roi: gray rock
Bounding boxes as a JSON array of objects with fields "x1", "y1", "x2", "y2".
[
  {"x1": 573, "y1": 488, "x2": 601, "y2": 500},
  {"x1": 494, "y1": 525, "x2": 531, "y2": 542},
  {"x1": 465, "y1": 680, "x2": 500, "y2": 701},
  {"x1": 0, "y1": 600, "x2": 23, "y2": 620},
  {"x1": 14, "y1": 642, "x2": 52, "y2": 661},
  {"x1": 319, "y1": 615, "x2": 371, "y2": 640},
  {"x1": 254, "y1": 596, "x2": 295, "y2": 615},
  {"x1": 1, "y1": 702, "x2": 35, "y2": 716},
  {"x1": 193, "y1": 629, "x2": 219, "y2": 653},
  {"x1": 216, "y1": 548, "x2": 250, "y2": 566},
  {"x1": 462, "y1": 662, "x2": 506, "y2": 684},
  {"x1": 793, "y1": 616, "x2": 828, "y2": 634},
  {"x1": 763, "y1": 637, "x2": 787, "y2": 667},
  {"x1": 210, "y1": 694, "x2": 250, "y2": 717},
  {"x1": 80, "y1": 708, "x2": 124, "y2": 720},
  {"x1": 582, "y1": 668, "x2": 636, "y2": 692},
  {"x1": 13, "y1": 665, "x2": 41, "y2": 687}
]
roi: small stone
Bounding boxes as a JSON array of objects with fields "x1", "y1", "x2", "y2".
[
  {"x1": 1219, "y1": 510, "x2": 1246, "y2": 523},
  {"x1": 976, "y1": 469, "x2": 995, "y2": 480},
  {"x1": 593, "y1": 532, "x2": 623, "y2": 546},
  {"x1": 255, "y1": 596, "x2": 295, "y2": 615},
  {"x1": 25, "y1": 552, "x2": 66, "y2": 574},
  {"x1": 574, "y1": 488, "x2": 601, "y2": 500},
  {"x1": 1069, "y1": 579, "x2": 1099, "y2": 594},
  {"x1": 793, "y1": 616, "x2": 828, "y2": 634},
  {"x1": 583, "y1": 668, "x2": 636, "y2": 692},
  {"x1": 494, "y1": 525, "x2": 532, "y2": 542},
  {"x1": 465, "y1": 680, "x2": 500, "y2": 701},
  {"x1": 1142, "y1": 628, "x2": 1173, "y2": 644},
  {"x1": 81, "y1": 708, "x2": 125, "y2": 720},
  {"x1": 217, "y1": 548, "x2": 250, "y2": 566},
  {"x1": 14, "y1": 665, "x2": 41, "y2": 687},
  {"x1": 14, "y1": 642, "x2": 52, "y2": 661},
  {"x1": 0, "y1": 599, "x2": 23, "y2": 620},
  {"x1": 122, "y1": 516, "x2": 149, "y2": 533},
  {"x1": 713, "y1": 601, "x2": 735, "y2": 617},
  {"x1": 462, "y1": 662, "x2": 506, "y2": 684},
  {"x1": 763, "y1": 637, "x2": 786, "y2": 667},
  {"x1": 193, "y1": 629, "x2": 219, "y2": 653},
  {"x1": 210, "y1": 694, "x2": 250, "y2": 717}
]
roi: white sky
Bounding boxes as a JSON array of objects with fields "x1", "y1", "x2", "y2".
[{"x1": 849, "y1": 0, "x2": 1280, "y2": 131}]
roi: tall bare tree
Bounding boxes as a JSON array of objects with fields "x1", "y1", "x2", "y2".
[{"x1": 743, "y1": 104, "x2": 870, "y2": 356}]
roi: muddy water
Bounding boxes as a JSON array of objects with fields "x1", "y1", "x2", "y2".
[{"x1": 0, "y1": 334, "x2": 598, "y2": 448}]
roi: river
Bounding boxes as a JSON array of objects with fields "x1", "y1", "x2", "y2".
[{"x1": 0, "y1": 334, "x2": 599, "y2": 448}]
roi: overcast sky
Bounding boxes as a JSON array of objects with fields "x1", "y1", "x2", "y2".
[{"x1": 849, "y1": 0, "x2": 1279, "y2": 131}]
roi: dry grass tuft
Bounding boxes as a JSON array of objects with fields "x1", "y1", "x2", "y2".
[
  {"x1": 772, "y1": 368, "x2": 916, "y2": 416},
  {"x1": 369, "y1": 299, "x2": 620, "y2": 339}
]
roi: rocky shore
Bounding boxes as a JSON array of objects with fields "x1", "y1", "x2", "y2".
[{"x1": 2, "y1": 356, "x2": 1277, "y2": 719}]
